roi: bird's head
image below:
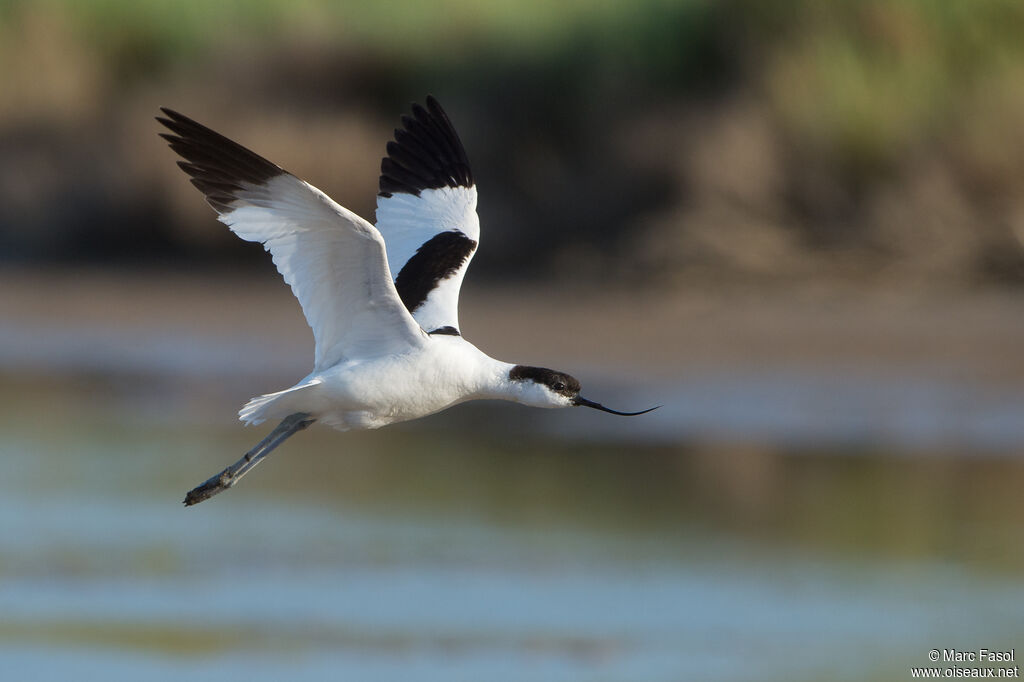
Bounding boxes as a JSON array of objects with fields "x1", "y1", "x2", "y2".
[{"x1": 507, "y1": 365, "x2": 658, "y2": 415}]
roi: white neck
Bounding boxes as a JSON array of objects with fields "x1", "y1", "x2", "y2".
[
  {"x1": 436, "y1": 338, "x2": 570, "y2": 410},
  {"x1": 467, "y1": 350, "x2": 570, "y2": 409},
  {"x1": 470, "y1": 353, "x2": 520, "y2": 401}
]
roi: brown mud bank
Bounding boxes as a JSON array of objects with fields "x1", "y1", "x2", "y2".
[{"x1": 2, "y1": 268, "x2": 1023, "y2": 452}]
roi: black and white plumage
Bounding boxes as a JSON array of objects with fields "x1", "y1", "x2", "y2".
[
  {"x1": 376, "y1": 97, "x2": 479, "y2": 335},
  {"x1": 158, "y1": 97, "x2": 655, "y2": 506}
]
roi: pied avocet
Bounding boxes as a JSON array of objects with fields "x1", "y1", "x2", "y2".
[{"x1": 158, "y1": 96, "x2": 656, "y2": 506}]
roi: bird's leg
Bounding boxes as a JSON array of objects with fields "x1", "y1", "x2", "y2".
[{"x1": 183, "y1": 412, "x2": 315, "y2": 506}]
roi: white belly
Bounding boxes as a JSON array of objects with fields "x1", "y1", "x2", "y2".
[{"x1": 295, "y1": 339, "x2": 498, "y2": 430}]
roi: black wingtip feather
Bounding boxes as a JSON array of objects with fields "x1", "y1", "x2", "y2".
[
  {"x1": 378, "y1": 97, "x2": 473, "y2": 198},
  {"x1": 157, "y1": 108, "x2": 285, "y2": 213}
]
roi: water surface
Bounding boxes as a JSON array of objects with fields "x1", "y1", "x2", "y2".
[{"x1": 1, "y1": 372, "x2": 1022, "y2": 681}]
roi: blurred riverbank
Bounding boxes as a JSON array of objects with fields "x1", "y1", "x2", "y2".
[
  {"x1": 2, "y1": 269, "x2": 1024, "y2": 682},
  {"x1": 4, "y1": 1, "x2": 1024, "y2": 289},
  {"x1": 3, "y1": 268, "x2": 1024, "y2": 453}
]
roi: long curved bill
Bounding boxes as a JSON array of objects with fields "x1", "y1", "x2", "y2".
[{"x1": 573, "y1": 396, "x2": 660, "y2": 416}]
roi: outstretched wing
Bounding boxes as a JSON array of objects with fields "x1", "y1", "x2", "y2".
[
  {"x1": 157, "y1": 108, "x2": 424, "y2": 370},
  {"x1": 375, "y1": 96, "x2": 479, "y2": 336}
]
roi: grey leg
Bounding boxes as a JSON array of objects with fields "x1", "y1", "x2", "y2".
[{"x1": 183, "y1": 412, "x2": 315, "y2": 506}]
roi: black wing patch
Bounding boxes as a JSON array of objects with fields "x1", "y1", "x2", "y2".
[
  {"x1": 157, "y1": 108, "x2": 285, "y2": 214},
  {"x1": 379, "y1": 96, "x2": 473, "y2": 198},
  {"x1": 394, "y1": 230, "x2": 477, "y2": 314}
]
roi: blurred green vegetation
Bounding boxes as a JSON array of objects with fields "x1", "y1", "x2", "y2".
[
  {"x1": 6, "y1": 0, "x2": 1020, "y2": 156},
  {"x1": 764, "y1": 0, "x2": 1024, "y2": 172},
  {"x1": 2, "y1": 0, "x2": 1024, "y2": 284}
]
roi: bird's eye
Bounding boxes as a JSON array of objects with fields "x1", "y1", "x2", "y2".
[{"x1": 552, "y1": 382, "x2": 565, "y2": 391}]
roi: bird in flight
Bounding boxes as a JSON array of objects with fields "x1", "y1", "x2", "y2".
[{"x1": 158, "y1": 96, "x2": 656, "y2": 506}]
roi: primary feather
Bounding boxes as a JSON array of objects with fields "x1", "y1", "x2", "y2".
[
  {"x1": 375, "y1": 96, "x2": 480, "y2": 335},
  {"x1": 157, "y1": 108, "x2": 424, "y2": 370}
]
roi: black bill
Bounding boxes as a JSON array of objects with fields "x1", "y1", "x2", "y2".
[{"x1": 573, "y1": 396, "x2": 660, "y2": 416}]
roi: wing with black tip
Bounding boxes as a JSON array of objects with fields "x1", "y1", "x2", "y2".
[
  {"x1": 158, "y1": 108, "x2": 424, "y2": 370},
  {"x1": 374, "y1": 96, "x2": 480, "y2": 337}
]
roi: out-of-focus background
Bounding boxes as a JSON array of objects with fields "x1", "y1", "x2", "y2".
[{"x1": 2, "y1": 1, "x2": 1023, "y2": 680}]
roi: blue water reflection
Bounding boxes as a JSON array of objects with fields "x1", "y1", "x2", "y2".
[{"x1": 1, "y1": 365, "x2": 1022, "y2": 681}]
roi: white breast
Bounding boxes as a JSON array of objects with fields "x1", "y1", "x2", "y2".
[{"x1": 311, "y1": 337, "x2": 502, "y2": 429}]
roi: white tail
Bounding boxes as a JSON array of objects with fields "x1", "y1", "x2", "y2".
[{"x1": 238, "y1": 379, "x2": 321, "y2": 425}]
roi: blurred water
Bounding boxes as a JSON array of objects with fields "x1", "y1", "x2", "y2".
[
  {"x1": 1, "y1": 372, "x2": 1023, "y2": 682},
  {"x1": 4, "y1": 318, "x2": 1024, "y2": 452}
]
